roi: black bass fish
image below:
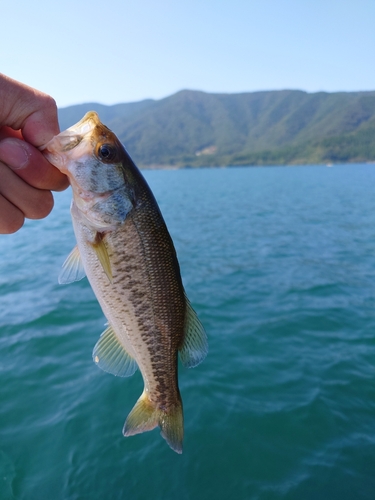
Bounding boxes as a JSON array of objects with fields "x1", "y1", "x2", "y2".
[{"x1": 41, "y1": 112, "x2": 207, "y2": 453}]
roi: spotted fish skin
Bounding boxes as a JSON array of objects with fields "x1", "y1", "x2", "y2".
[{"x1": 41, "y1": 112, "x2": 207, "y2": 453}]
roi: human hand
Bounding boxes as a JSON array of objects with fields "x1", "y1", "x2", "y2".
[{"x1": 0, "y1": 73, "x2": 69, "y2": 234}]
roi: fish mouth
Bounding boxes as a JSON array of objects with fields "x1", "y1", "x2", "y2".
[
  {"x1": 41, "y1": 111, "x2": 101, "y2": 172},
  {"x1": 41, "y1": 135, "x2": 84, "y2": 173},
  {"x1": 65, "y1": 111, "x2": 102, "y2": 137}
]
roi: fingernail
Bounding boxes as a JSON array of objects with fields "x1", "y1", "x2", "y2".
[{"x1": 0, "y1": 138, "x2": 30, "y2": 169}]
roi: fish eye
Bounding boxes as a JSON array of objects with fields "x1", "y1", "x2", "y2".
[{"x1": 98, "y1": 144, "x2": 117, "y2": 161}]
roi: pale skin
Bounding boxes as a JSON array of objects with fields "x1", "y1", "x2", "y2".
[{"x1": 0, "y1": 73, "x2": 69, "y2": 234}]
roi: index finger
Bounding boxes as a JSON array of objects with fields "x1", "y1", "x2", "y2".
[{"x1": 0, "y1": 73, "x2": 60, "y2": 147}]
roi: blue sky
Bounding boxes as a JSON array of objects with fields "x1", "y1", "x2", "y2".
[{"x1": 2, "y1": 0, "x2": 374, "y2": 108}]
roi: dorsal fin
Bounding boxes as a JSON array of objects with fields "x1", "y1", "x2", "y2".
[{"x1": 179, "y1": 293, "x2": 208, "y2": 368}]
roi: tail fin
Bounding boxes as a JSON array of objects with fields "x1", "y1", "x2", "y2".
[{"x1": 123, "y1": 391, "x2": 184, "y2": 454}]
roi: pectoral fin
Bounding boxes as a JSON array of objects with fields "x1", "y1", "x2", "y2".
[
  {"x1": 58, "y1": 245, "x2": 86, "y2": 284},
  {"x1": 91, "y1": 235, "x2": 112, "y2": 282},
  {"x1": 179, "y1": 293, "x2": 208, "y2": 368},
  {"x1": 93, "y1": 324, "x2": 138, "y2": 377}
]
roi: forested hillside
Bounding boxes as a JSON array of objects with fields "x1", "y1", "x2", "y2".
[{"x1": 58, "y1": 89, "x2": 375, "y2": 167}]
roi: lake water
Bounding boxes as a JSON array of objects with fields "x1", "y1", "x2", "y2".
[{"x1": 1, "y1": 164, "x2": 375, "y2": 499}]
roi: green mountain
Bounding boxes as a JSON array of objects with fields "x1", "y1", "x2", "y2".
[{"x1": 58, "y1": 89, "x2": 375, "y2": 167}]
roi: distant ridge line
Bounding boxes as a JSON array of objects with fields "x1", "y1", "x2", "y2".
[{"x1": 58, "y1": 89, "x2": 375, "y2": 167}]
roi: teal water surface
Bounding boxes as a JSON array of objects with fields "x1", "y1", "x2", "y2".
[{"x1": 1, "y1": 164, "x2": 375, "y2": 499}]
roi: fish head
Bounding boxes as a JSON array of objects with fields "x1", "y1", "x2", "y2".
[{"x1": 42, "y1": 112, "x2": 134, "y2": 229}]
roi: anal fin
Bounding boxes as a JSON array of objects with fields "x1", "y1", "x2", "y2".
[{"x1": 93, "y1": 325, "x2": 137, "y2": 377}]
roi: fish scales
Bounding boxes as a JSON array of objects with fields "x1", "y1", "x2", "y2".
[
  {"x1": 75, "y1": 207, "x2": 183, "y2": 404},
  {"x1": 41, "y1": 111, "x2": 207, "y2": 453},
  {"x1": 98, "y1": 209, "x2": 184, "y2": 405}
]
